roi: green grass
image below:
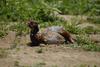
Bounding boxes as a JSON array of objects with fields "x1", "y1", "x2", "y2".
[
  {"x1": 0, "y1": 31, "x2": 8, "y2": 38},
  {"x1": 9, "y1": 22, "x2": 29, "y2": 36},
  {"x1": 0, "y1": 21, "x2": 29, "y2": 38},
  {"x1": 0, "y1": 22, "x2": 9, "y2": 38},
  {"x1": 0, "y1": 0, "x2": 99, "y2": 21},
  {"x1": 32, "y1": 62, "x2": 46, "y2": 67},
  {"x1": 14, "y1": 61, "x2": 31, "y2": 67},
  {"x1": 87, "y1": 16, "x2": 100, "y2": 24},
  {"x1": 0, "y1": 48, "x2": 8, "y2": 58},
  {"x1": 76, "y1": 35, "x2": 100, "y2": 51},
  {"x1": 75, "y1": 64, "x2": 97, "y2": 67},
  {"x1": 35, "y1": 47, "x2": 43, "y2": 53},
  {"x1": 83, "y1": 26, "x2": 100, "y2": 34}
]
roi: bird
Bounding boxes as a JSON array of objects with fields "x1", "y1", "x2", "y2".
[{"x1": 28, "y1": 20, "x2": 74, "y2": 46}]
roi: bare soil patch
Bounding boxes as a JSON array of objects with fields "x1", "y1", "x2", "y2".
[{"x1": 0, "y1": 45, "x2": 99, "y2": 67}]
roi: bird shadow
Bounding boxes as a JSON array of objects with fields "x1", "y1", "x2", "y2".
[{"x1": 27, "y1": 42, "x2": 40, "y2": 47}]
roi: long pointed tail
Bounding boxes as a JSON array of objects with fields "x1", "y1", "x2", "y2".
[{"x1": 59, "y1": 31, "x2": 75, "y2": 43}]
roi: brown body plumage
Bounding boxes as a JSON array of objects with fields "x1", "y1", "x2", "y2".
[
  {"x1": 45, "y1": 26, "x2": 74, "y2": 43},
  {"x1": 28, "y1": 20, "x2": 74, "y2": 46}
]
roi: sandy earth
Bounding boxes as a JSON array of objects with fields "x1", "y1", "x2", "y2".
[
  {"x1": 0, "y1": 31, "x2": 100, "y2": 67},
  {"x1": 0, "y1": 45, "x2": 100, "y2": 67}
]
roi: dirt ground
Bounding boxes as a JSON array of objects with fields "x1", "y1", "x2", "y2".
[
  {"x1": 0, "y1": 45, "x2": 100, "y2": 67},
  {"x1": 0, "y1": 31, "x2": 100, "y2": 67}
]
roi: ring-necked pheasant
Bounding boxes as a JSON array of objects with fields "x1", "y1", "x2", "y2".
[{"x1": 28, "y1": 20, "x2": 74, "y2": 46}]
